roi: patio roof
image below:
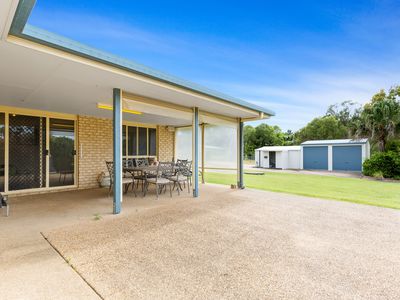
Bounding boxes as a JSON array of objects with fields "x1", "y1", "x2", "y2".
[{"x1": 0, "y1": 0, "x2": 274, "y2": 126}]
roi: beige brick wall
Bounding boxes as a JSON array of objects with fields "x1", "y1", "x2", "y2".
[
  {"x1": 157, "y1": 125, "x2": 175, "y2": 162},
  {"x1": 77, "y1": 116, "x2": 175, "y2": 189},
  {"x1": 78, "y1": 116, "x2": 113, "y2": 189}
]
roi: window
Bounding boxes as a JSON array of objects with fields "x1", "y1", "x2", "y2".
[
  {"x1": 138, "y1": 127, "x2": 147, "y2": 155},
  {"x1": 124, "y1": 125, "x2": 157, "y2": 157},
  {"x1": 122, "y1": 125, "x2": 126, "y2": 156},
  {"x1": 128, "y1": 126, "x2": 137, "y2": 156},
  {"x1": 148, "y1": 128, "x2": 156, "y2": 156}
]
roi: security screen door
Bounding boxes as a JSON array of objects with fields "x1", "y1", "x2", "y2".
[
  {"x1": 6, "y1": 114, "x2": 76, "y2": 191},
  {"x1": 8, "y1": 114, "x2": 47, "y2": 191}
]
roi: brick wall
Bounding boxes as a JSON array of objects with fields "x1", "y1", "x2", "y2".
[
  {"x1": 77, "y1": 116, "x2": 113, "y2": 188},
  {"x1": 77, "y1": 116, "x2": 175, "y2": 189},
  {"x1": 157, "y1": 125, "x2": 175, "y2": 162}
]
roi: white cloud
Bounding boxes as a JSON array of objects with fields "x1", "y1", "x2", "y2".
[{"x1": 29, "y1": 5, "x2": 400, "y2": 132}]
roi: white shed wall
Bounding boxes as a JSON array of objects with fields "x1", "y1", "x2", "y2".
[
  {"x1": 261, "y1": 151, "x2": 269, "y2": 168},
  {"x1": 275, "y1": 151, "x2": 283, "y2": 169},
  {"x1": 255, "y1": 150, "x2": 260, "y2": 167},
  {"x1": 288, "y1": 150, "x2": 301, "y2": 169}
]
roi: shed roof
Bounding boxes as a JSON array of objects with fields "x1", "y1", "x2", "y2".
[
  {"x1": 256, "y1": 146, "x2": 301, "y2": 151},
  {"x1": 301, "y1": 139, "x2": 368, "y2": 146}
]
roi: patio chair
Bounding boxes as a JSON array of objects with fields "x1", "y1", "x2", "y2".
[
  {"x1": 180, "y1": 160, "x2": 192, "y2": 189},
  {"x1": 168, "y1": 160, "x2": 191, "y2": 194},
  {"x1": 176, "y1": 159, "x2": 188, "y2": 166},
  {"x1": 133, "y1": 158, "x2": 150, "y2": 191},
  {"x1": 123, "y1": 158, "x2": 134, "y2": 168},
  {"x1": 105, "y1": 161, "x2": 136, "y2": 196},
  {"x1": 143, "y1": 162, "x2": 173, "y2": 199},
  {"x1": 148, "y1": 157, "x2": 156, "y2": 165}
]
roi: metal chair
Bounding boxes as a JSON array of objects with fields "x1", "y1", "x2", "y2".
[
  {"x1": 180, "y1": 161, "x2": 192, "y2": 190},
  {"x1": 132, "y1": 158, "x2": 149, "y2": 191},
  {"x1": 105, "y1": 161, "x2": 136, "y2": 196},
  {"x1": 143, "y1": 162, "x2": 173, "y2": 199},
  {"x1": 176, "y1": 159, "x2": 188, "y2": 166},
  {"x1": 168, "y1": 161, "x2": 191, "y2": 194}
]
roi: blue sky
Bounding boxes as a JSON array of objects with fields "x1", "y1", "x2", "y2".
[{"x1": 28, "y1": 0, "x2": 400, "y2": 131}]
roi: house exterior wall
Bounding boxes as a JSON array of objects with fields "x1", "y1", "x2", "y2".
[
  {"x1": 77, "y1": 116, "x2": 113, "y2": 189},
  {"x1": 157, "y1": 126, "x2": 175, "y2": 162},
  {"x1": 77, "y1": 116, "x2": 175, "y2": 189}
]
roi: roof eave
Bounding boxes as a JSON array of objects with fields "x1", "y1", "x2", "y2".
[{"x1": 8, "y1": 0, "x2": 275, "y2": 118}]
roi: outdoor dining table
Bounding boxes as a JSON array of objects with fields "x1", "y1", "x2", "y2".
[
  {"x1": 124, "y1": 164, "x2": 178, "y2": 174},
  {"x1": 123, "y1": 165, "x2": 159, "y2": 174}
]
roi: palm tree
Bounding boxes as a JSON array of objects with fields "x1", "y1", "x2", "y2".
[{"x1": 358, "y1": 87, "x2": 400, "y2": 152}]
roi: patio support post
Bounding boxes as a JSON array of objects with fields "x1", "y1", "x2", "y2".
[
  {"x1": 113, "y1": 88, "x2": 123, "y2": 214},
  {"x1": 192, "y1": 107, "x2": 199, "y2": 197},
  {"x1": 201, "y1": 123, "x2": 205, "y2": 184},
  {"x1": 237, "y1": 119, "x2": 244, "y2": 189}
]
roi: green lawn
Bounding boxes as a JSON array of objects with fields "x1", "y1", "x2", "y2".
[{"x1": 205, "y1": 172, "x2": 400, "y2": 210}]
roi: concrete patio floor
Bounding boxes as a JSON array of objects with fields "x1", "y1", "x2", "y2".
[{"x1": 1, "y1": 184, "x2": 400, "y2": 299}]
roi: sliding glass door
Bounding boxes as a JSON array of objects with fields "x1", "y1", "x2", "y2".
[
  {"x1": 49, "y1": 118, "x2": 75, "y2": 187},
  {"x1": 8, "y1": 114, "x2": 46, "y2": 191},
  {"x1": 0, "y1": 112, "x2": 76, "y2": 192},
  {"x1": 0, "y1": 113, "x2": 5, "y2": 192}
]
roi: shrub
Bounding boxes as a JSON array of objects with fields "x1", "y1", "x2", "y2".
[
  {"x1": 372, "y1": 171, "x2": 384, "y2": 180},
  {"x1": 386, "y1": 140, "x2": 400, "y2": 153},
  {"x1": 363, "y1": 151, "x2": 400, "y2": 178}
]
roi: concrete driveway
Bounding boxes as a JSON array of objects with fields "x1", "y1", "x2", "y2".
[{"x1": 30, "y1": 185, "x2": 400, "y2": 299}]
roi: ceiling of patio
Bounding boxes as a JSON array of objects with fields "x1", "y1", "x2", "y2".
[{"x1": 0, "y1": 0, "x2": 266, "y2": 127}]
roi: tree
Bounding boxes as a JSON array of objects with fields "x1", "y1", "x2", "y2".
[
  {"x1": 243, "y1": 123, "x2": 285, "y2": 157},
  {"x1": 326, "y1": 100, "x2": 361, "y2": 136},
  {"x1": 357, "y1": 86, "x2": 400, "y2": 152},
  {"x1": 244, "y1": 125, "x2": 256, "y2": 157},
  {"x1": 294, "y1": 116, "x2": 348, "y2": 144},
  {"x1": 253, "y1": 124, "x2": 285, "y2": 149},
  {"x1": 283, "y1": 129, "x2": 295, "y2": 146}
]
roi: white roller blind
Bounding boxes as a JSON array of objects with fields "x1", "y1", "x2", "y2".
[
  {"x1": 204, "y1": 125, "x2": 237, "y2": 169},
  {"x1": 175, "y1": 125, "x2": 237, "y2": 169},
  {"x1": 174, "y1": 127, "x2": 202, "y2": 162}
]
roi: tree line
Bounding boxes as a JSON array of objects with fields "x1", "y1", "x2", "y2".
[{"x1": 244, "y1": 85, "x2": 400, "y2": 158}]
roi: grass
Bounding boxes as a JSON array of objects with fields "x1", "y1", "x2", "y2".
[
  {"x1": 205, "y1": 171, "x2": 400, "y2": 210},
  {"x1": 93, "y1": 213, "x2": 102, "y2": 221},
  {"x1": 243, "y1": 159, "x2": 255, "y2": 165}
]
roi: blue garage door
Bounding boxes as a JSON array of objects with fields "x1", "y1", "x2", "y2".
[
  {"x1": 333, "y1": 146, "x2": 362, "y2": 171},
  {"x1": 303, "y1": 146, "x2": 328, "y2": 170}
]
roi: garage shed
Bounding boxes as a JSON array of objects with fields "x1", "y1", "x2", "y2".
[
  {"x1": 255, "y1": 146, "x2": 301, "y2": 169},
  {"x1": 301, "y1": 139, "x2": 370, "y2": 172}
]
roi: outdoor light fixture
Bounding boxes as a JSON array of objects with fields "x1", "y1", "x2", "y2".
[{"x1": 97, "y1": 103, "x2": 142, "y2": 115}]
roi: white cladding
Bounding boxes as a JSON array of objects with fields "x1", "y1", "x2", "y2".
[{"x1": 255, "y1": 146, "x2": 301, "y2": 169}]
